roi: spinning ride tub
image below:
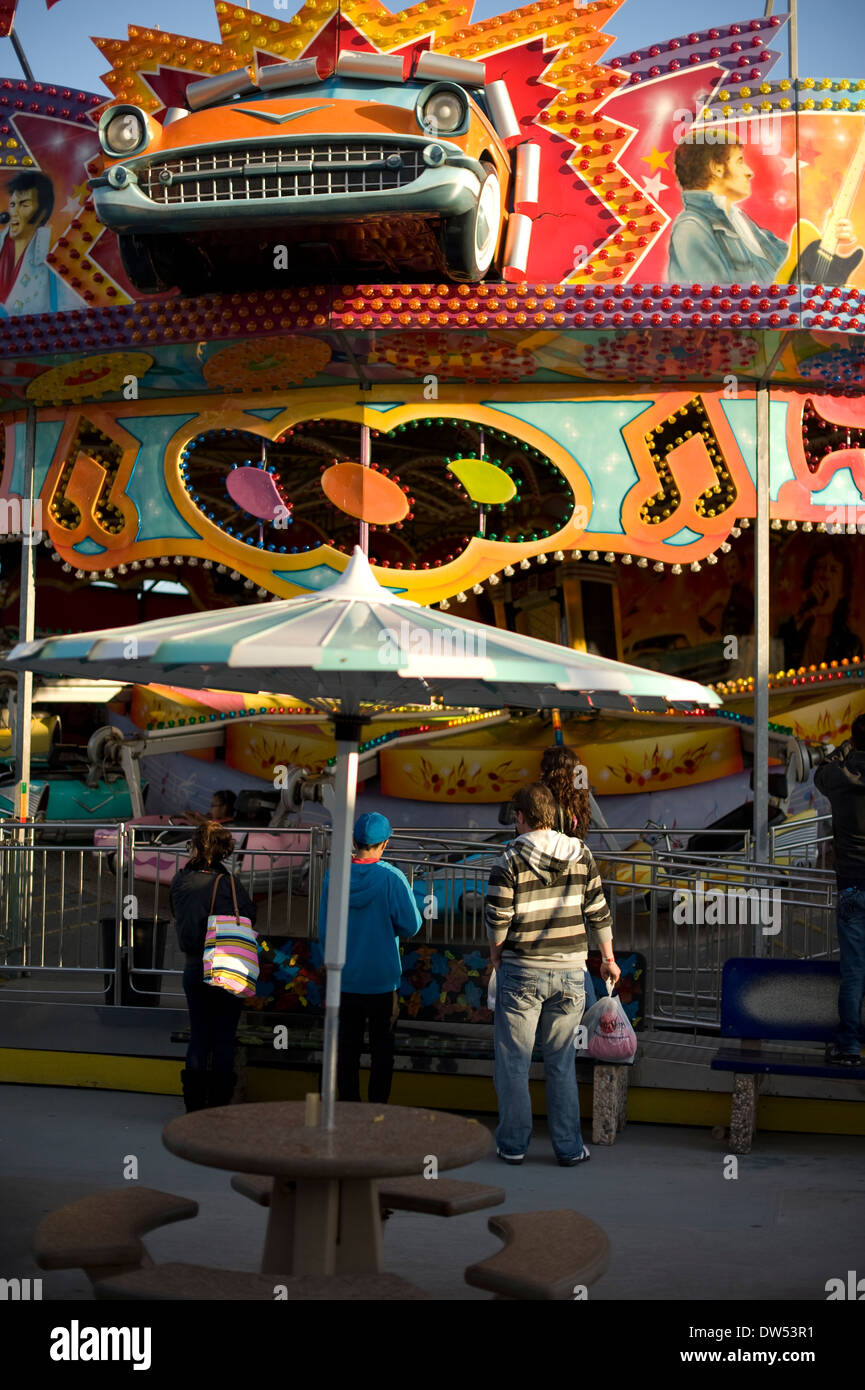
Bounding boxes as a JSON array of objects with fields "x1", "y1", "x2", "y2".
[{"x1": 93, "y1": 816, "x2": 316, "y2": 895}]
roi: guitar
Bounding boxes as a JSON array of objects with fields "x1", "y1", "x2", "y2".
[{"x1": 776, "y1": 124, "x2": 865, "y2": 285}]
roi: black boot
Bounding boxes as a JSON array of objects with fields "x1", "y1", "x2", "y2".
[
  {"x1": 207, "y1": 1071, "x2": 238, "y2": 1108},
  {"x1": 180, "y1": 1069, "x2": 209, "y2": 1113}
]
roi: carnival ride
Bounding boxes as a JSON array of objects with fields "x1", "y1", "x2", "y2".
[{"x1": 0, "y1": 0, "x2": 864, "y2": 859}]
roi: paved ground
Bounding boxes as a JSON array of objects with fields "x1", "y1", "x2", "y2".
[{"x1": 2, "y1": 1084, "x2": 863, "y2": 1301}]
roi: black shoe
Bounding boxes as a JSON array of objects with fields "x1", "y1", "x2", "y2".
[
  {"x1": 207, "y1": 1071, "x2": 238, "y2": 1107},
  {"x1": 558, "y1": 1145, "x2": 591, "y2": 1167},
  {"x1": 496, "y1": 1149, "x2": 526, "y2": 1165},
  {"x1": 180, "y1": 1069, "x2": 209, "y2": 1113},
  {"x1": 825, "y1": 1045, "x2": 861, "y2": 1067}
]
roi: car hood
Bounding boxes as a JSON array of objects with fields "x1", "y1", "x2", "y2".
[{"x1": 122, "y1": 91, "x2": 430, "y2": 160}]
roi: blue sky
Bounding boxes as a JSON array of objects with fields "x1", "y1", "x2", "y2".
[{"x1": 1, "y1": 0, "x2": 861, "y2": 91}]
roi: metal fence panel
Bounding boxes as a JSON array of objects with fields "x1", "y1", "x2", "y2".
[{"x1": 0, "y1": 818, "x2": 841, "y2": 1027}]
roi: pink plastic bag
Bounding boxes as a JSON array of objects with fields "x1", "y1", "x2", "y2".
[{"x1": 583, "y1": 989, "x2": 637, "y2": 1063}]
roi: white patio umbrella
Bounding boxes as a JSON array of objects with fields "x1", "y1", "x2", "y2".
[{"x1": 8, "y1": 548, "x2": 721, "y2": 1127}]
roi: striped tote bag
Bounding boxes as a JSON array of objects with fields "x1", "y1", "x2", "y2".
[{"x1": 202, "y1": 874, "x2": 259, "y2": 1000}]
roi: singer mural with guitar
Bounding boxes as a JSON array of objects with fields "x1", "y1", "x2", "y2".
[
  {"x1": 0, "y1": 171, "x2": 83, "y2": 316},
  {"x1": 668, "y1": 134, "x2": 862, "y2": 287}
]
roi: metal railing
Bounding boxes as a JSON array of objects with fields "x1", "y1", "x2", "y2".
[{"x1": 0, "y1": 817, "x2": 841, "y2": 1027}]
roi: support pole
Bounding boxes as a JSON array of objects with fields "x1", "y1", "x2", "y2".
[
  {"x1": 358, "y1": 424, "x2": 370, "y2": 557},
  {"x1": 753, "y1": 387, "x2": 771, "y2": 950},
  {"x1": 10, "y1": 28, "x2": 34, "y2": 84},
  {"x1": 13, "y1": 403, "x2": 37, "y2": 823},
  {"x1": 320, "y1": 715, "x2": 361, "y2": 1130}
]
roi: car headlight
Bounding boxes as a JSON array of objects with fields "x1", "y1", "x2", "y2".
[
  {"x1": 100, "y1": 108, "x2": 148, "y2": 156},
  {"x1": 417, "y1": 84, "x2": 468, "y2": 136}
]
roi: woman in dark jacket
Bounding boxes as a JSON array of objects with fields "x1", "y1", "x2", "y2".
[{"x1": 170, "y1": 820, "x2": 257, "y2": 1112}]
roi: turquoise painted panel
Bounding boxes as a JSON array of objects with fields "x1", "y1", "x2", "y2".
[
  {"x1": 720, "y1": 399, "x2": 791, "y2": 499},
  {"x1": 273, "y1": 564, "x2": 406, "y2": 593},
  {"x1": 244, "y1": 408, "x2": 284, "y2": 421},
  {"x1": 484, "y1": 400, "x2": 650, "y2": 535},
  {"x1": 9, "y1": 420, "x2": 64, "y2": 497},
  {"x1": 116, "y1": 413, "x2": 201, "y2": 542},
  {"x1": 666, "y1": 526, "x2": 703, "y2": 546},
  {"x1": 810, "y1": 467, "x2": 865, "y2": 508},
  {"x1": 73, "y1": 538, "x2": 107, "y2": 555}
]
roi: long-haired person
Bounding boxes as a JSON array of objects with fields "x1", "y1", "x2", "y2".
[
  {"x1": 170, "y1": 820, "x2": 256, "y2": 1112},
  {"x1": 540, "y1": 745, "x2": 591, "y2": 839},
  {"x1": 540, "y1": 745, "x2": 597, "y2": 1011}
]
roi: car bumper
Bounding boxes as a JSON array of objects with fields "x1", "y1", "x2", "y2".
[{"x1": 91, "y1": 151, "x2": 485, "y2": 235}]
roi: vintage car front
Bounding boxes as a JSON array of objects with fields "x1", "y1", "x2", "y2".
[{"x1": 90, "y1": 54, "x2": 513, "y2": 289}]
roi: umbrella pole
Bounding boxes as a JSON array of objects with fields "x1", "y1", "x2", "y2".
[{"x1": 321, "y1": 715, "x2": 362, "y2": 1130}]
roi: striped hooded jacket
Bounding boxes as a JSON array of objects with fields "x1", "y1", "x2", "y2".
[{"x1": 485, "y1": 830, "x2": 613, "y2": 966}]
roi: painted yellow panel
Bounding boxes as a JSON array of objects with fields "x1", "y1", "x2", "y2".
[{"x1": 381, "y1": 746, "x2": 541, "y2": 802}]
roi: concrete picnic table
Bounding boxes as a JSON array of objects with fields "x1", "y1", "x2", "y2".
[{"x1": 162, "y1": 1101, "x2": 492, "y2": 1277}]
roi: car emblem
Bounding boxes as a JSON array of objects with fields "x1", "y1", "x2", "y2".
[{"x1": 234, "y1": 104, "x2": 334, "y2": 124}]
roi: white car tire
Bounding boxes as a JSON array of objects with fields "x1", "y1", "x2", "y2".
[{"x1": 443, "y1": 163, "x2": 502, "y2": 282}]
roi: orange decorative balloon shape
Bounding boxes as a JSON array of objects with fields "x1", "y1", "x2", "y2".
[{"x1": 320, "y1": 461, "x2": 409, "y2": 524}]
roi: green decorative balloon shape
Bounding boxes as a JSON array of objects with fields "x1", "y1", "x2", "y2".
[{"x1": 446, "y1": 458, "x2": 517, "y2": 505}]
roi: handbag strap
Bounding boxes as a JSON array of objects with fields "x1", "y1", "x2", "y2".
[
  {"x1": 208, "y1": 872, "x2": 243, "y2": 922},
  {"x1": 208, "y1": 873, "x2": 224, "y2": 915}
]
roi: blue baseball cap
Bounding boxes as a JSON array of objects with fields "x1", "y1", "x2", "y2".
[{"x1": 353, "y1": 811, "x2": 392, "y2": 846}]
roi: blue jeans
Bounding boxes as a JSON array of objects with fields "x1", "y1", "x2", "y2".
[
  {"x1": 836, "y1": 888, "x2": 865, "y2": 1054},
  {"x1": 493, "y1": 958, "x2": 586, "y2": 1161}
]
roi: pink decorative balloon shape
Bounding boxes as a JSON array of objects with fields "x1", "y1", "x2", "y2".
[{"x1": 225, "y1": 466, "x2": 288, "y2": 522}]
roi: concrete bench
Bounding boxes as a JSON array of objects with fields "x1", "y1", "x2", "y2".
[
  {"x1": 34, "y1": 1188, "x2": 199, "y2": 1284},
  {"x1": 464, "y1": 1210, "x2": 611, "y2": 1300},
  {"x1": 173, "y1": 1026, "x2": 633, "y2": 1143},
  {"x1": 172, "y1": 945, "x2": 642, "y2": 1144},
  {"x1": 231, "y1": 1171, "x2": 506, "y2": 1217},
  {"x1": 711, "y1": 958, "x2": 865, "y2": 1154},
  {"x1": 94, "y1": 1263, "x2": 433, "y2": 1300}
]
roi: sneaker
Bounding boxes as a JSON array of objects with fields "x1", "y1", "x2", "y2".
[
  {"x1": 557, "y1": 1145, "x2": 591, "y2": 1167},
  {"x1": 496, "y1": 1149, "x2": 526, "y2": 1165},
  {"x1": 825, "y1": 1045, "x2": 862, "y2": 1066}
]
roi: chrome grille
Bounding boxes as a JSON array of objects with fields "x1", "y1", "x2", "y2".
[{"x1": 138, "y1": 143, "x2": 425, "y2": 204}]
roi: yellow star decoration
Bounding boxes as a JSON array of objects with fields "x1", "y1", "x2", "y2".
[
  {"x1": 89, "y1": 0, "x2": 661, "y2": 291},
  {"x1": 640, "y1": 146, "x2": 671, "y2": 172}
]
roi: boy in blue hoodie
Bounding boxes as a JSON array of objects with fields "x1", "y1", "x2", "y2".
[{"x1": 319, "y1": 811, "x2": 422, "y2": 1102}]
